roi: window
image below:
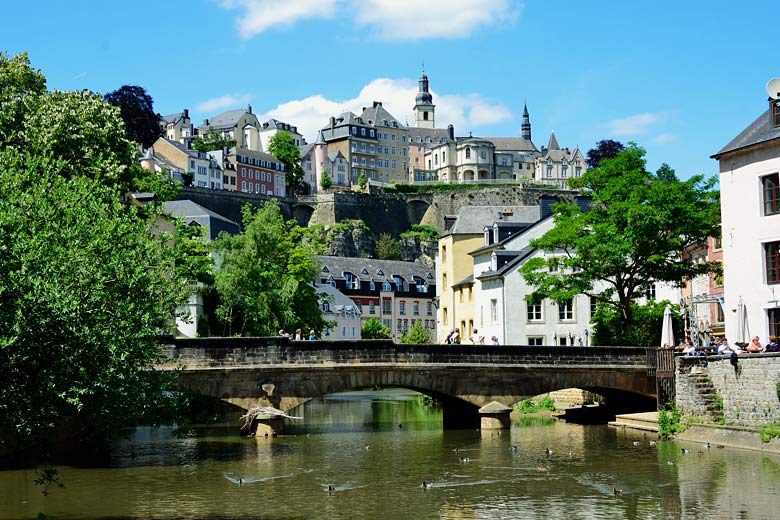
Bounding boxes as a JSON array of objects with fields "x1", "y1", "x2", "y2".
[
  {"x1": 527, "y1": 302, "x2": 542, "y2": 321},
  {"x1": 766, "y1": 240, "x2": 780, "y2": 284},
  {"x1": 427, "y1": 302, "x2": 432, "y2": 316},
  {"x1": 352, "y1": 143, "x2": 357, "y2": 152},
  {"x1": 369, "y1": 301, "x2": 376, "y2": 314},
  {"x1": 481, "y1": 150, "x2": 486, "y2": 159},
  {"x1": 769, "y1": 308, "x2": 780, "y2": 338},
  {"x1": 361, "y1": 143, "x2": 366, "y2": 152},
  {"x1": 559, "y1": 298, "x2": 574, "y2": 321},
  {"x1": 383, "y1": 280, "x2": 392, "y2": 291},
  {"x1": 441, "y1": 245, "x2": 447, "y2": 261},
  {"x1": 241, "y1": 181, "x2": 247, "y2": 191},
  {"x1": 351, "y1": 127, "x2": 357, "y2": 135},
  {"x1": 443, "y1": 307, "x2": 448, "y2": 325},
  {"x1": 370, "y1": 129, "x2": 375, "y2": 137},
  {"x1": 490, "y1": 299, "x2": 498, "y2": 323},
  {"x1": 501, "y1": 157, "x2": 508, "y2": 166},
  {"x1": 399, "y1": 301, "x2": 406, "y2": 315},
  {"x1": 527, "y1": 336, "x2": 544, "y2": 346},
  {"x1": 370, "y1": 144, "x2": 375, "y2": 153},
  {"x1": 762, "y1": 173, "x2": 780, "y2": 216},
  {"x1": 547, "y1": 165, "x2": 553, "y2": 177},
  {"x1": 412, "y1": 302, "x2": 419, "y2": 315},
  {"x1": 561, "y1": 165, "x2": 568, "y2": 177},
  {"x1": 392, "y1": 146, "x2": 396, "y2": 155},
  {"x1": 575, "y1": 167, "x2": 582, "y2": 177},
  {"x1": 465, "y1": 147, "x2": 471, "y2": 159},
  {"x1": 382, "y1": 298, "x2": 392, "y2": 314},
  {"x1": 774, "y1": 100, "x2": 780, "y2": 128}
]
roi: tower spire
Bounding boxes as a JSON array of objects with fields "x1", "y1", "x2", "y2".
[{"x1": 521, "y1": 100, "x2": 531, "y2": 141}]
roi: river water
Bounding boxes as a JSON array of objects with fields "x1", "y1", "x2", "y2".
[{"x1": 2, "y1": 389, "x2": 780, "y2": 519}]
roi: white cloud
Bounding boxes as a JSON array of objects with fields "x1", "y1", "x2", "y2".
[
  {"x1": 652, "y1": 133, "x2": 677, "y2": 145},
  {"x1": 218, "y1": 0, "x2": 339, "y2": 39},
  {"x1": 217, "y1": 0, "x2": 520, "y2": 40},
  {"x1": 196, "y1": 94, "x2": 252, "y2": 113},
  {"x1": 605, "y1": 113, "x2": 662, "y2": 137},
  {"x1": 256, "y1": 78, "x2": 512, "y2": 142}
]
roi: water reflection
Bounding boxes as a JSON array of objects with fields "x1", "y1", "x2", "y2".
[{"x1": 1, "y1": 388, "x2": 779, "y2": 519}]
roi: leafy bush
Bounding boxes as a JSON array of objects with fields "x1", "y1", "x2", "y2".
[
  {"x1": 658, "y1": 402, "x2": 683, "y2": 438},
  {"x1": 515, "y1": 396, "x2": 556, "y2": 414},
  {"x1": 400, "y1": 224, "x2": 439, "y2": 241},
  {"x1": 592, "y1": 299, "x2": 683, "y2": 347},
  {"x1": 399, "y1": 322, "x2": 430, "y2": 344},
  {"x1": 361, "y1": 317, "x2": 391, "y2": 339}
]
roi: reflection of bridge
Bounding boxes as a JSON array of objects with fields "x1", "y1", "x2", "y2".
[{"x1": 161, "y1": 338, "x2": 659, "y2": 430}]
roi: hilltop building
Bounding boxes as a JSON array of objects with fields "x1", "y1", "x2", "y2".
[{"x1": 533, "y1": 132, "x2": 586, "y2": 188}]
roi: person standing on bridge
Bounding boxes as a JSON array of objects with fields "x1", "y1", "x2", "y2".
[
  {"x1": 470, "y1": 329, "x2": 484, "y2": 345},
  {"x1": 309, "y1": 329, "x2": 316, "y2": 341},
  {"x1": 451, "y1": 328, "x2": 461, "y2": 344}
]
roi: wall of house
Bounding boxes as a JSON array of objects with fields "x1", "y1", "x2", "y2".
[{"x1": 718, "y1": 142, "x2": 780, "y2": 342}]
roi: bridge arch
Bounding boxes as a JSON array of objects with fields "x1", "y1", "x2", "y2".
[{"x1": 292, "y1": 203, "x2": 315, "y2": 226}]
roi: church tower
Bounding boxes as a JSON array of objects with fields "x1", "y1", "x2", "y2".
[
  {"x1": 521, "y1": 101, "x2": 531, "y2": 141},
  {"x1": 413, "y1": 68, "x2": 435, "y2": 129}
]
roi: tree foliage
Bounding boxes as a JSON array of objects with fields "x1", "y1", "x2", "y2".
[
  {"x1": 520, "y1": 144, "x2": 720, "y2": 337},
  {"x1": 103, "y1": 85, "x2": 162, "y2": 148},
  {"x1": 211, "y1": 201, "x2": 326, "y2": 336},
  {"x1": 361, "y1": 317, "x2": 391, "y2": 339},
  {"x1": 585, "y1": 139, "x2": 625, "y2": 169},
  {"x1": 592, "y1": 299, "x2": 683, "y2": 347},
  {"x1": 0, "y1": 51, "x2": 46, "y2": 147},
  {"x1": 268, "y1": 131, "x2": 304, "y2": 196},
  {"x1": 130, "y1": 164, "x2": 181, "y2": 202},
  {"x1": 0, "y1": 150, "x2": 184, "y2": 448},
  {"x1": 375, "y1": 232, "x2": 402, "y2": 261},
  {"x1": 320, "y1": 169, "x2": 332, "y2": 191},
  {"x1": 398, "y1": 321, "x2": 430, "y2": 344},
  {"x1": 192, "y1": 128, "x2": 235, "y2": 153},
  {"x1": 358, "y1": 170, "x2": 368, "y2": 189}
]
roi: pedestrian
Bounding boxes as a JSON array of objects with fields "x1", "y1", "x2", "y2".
[
  {"x1": 444, "y1": 329, "x2": 453, "y2": 345},
  {"x1": 451, "y1": 328, "x2": 461, "y2": 344},
  {"x1": 470, "y1": 329, "x2": 484, "y2": 345},
  {"x1": 490, "y1": 336, "x2": 500, "y2": 346},
  {"x1": 309, "y1": 329, "x2": 316, "y2": 341},
  {"x1": 294, "y1": 328, "x2": 303, "y2": 341}
]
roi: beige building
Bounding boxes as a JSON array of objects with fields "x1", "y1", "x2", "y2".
[
  {"x1": 142, "y1": 136, "x2": 222, "y2": 189},
  {"x1": 300, "y1": 131, "x2": 350, "y2": 193},
  {"x1": 258, "y1": 118, "x2": 306, "y2": 152},
  {"x1": 360, "y1": 101, "x2": 409, "y2": 184},
  {"x1": 533, "y1": 132, "x2": 586, "y2": 188},
  {"x1": 200, "y1": 105, "x2": 263, "y2": 152}
]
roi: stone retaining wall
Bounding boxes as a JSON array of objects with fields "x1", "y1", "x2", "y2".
[{"x1": 676, "y1": 353, "x2": 780, "y2": 427}]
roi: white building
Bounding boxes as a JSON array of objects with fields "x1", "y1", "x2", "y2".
[
  {"x1": 712, "y1": 83, "x2": 780, "y2": 342},
  {"x1": 534, "y1": 132, "x2": 586, "y2": 188},
  {"x1": 316, "y1": 283, "x2": 363, "y2": 340}
]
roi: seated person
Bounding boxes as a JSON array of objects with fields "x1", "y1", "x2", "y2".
[
  {"x1": 717, "y1": 338, "x2": 742, "y2": 356},
  {"x1": 765, "y1": 336, "x2": 780, "y2": 352},
  {"x1": 746, "y1": 336, "x2": 765, "y2": 353},
  {"x1": 681, "y1": 340, "x2": 697, "y2": 355}
]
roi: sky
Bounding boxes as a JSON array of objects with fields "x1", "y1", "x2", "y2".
[{"x1": 3, "y1": 0, "x2": 776, "y2": 180}]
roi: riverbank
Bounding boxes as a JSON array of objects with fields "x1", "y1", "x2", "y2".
[{"x1": 675, "y1": 423, "x2": 780, "y2": 454}]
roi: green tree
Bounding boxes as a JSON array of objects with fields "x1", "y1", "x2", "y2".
[
  {"x1": 211, "y1": 201, "x2": 326, "y2": 336},
  {"x1": 375, "y1": 232, "x2": 403, "y2": 261},
  {"x1": 192, "y1": 128, "x2": 235, "y2": 153},
  {"x1": 0, "y1": 150, "x2": 184, "y2": 450},
  {"x1": 174, "y1": 221, "x2": 214, "y2": 286},
  {"x1": 361, "y1": 317, "x2": 391, "y2": 339},
  {"x1": 104, "y1": 85, "x2": 162, "y2": 148},
  {"x1": 358, "y1": 169, "x2": 368, "y2": 189},
  {"x1": 320, "y1": 169, "x2": 332, "y2": 191},
  {"x1": 399, "y1": 321, "x2": 430, "y2": 344},
  {"x1": 130, "y1": 164, "x2": 181, "y2": 201},
  {"x1": 268, "y1": 131, "x2": 305, "y2": 196},
  {"x1": 592, "y1": 299, "x2": 683, "y2": 347},
  {"x1": 0, "y1": 52, "x2": 47, "y2": 146},
  {"x1": 520, "y1": 144, "x2": 720, "y2": 339}
]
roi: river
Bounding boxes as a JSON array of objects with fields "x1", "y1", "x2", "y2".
[{"x1": 2, "y1": 389, "x2": 779, "y2": 519}]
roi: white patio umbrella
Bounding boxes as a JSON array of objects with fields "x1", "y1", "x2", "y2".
[
  {"x1": 660, "y1": 304, "x2": 675, "y2": 348},
  {"x1": 736, "y1": 296, "x2": 750, "y2": 344}
]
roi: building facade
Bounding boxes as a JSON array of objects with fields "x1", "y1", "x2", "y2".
[
  {"x1": 316, "y1": 283, "x2": 363, "y2": 340},
  {"x1": 712, "y1": 87, "x2": 780, "y2": 342},
  {"x1": 533, "y1": 132, "x2": 586, "y2": 188},
  {"x1": 313, "y1": 256, "x2": 437, "y2": 341}
]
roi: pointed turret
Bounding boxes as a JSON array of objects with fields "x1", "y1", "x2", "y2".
[
  {"x1": 413, "y1": 67, "x2": 435, "y2": 129},
  {"x1": 521, "y1": 101, "x2": 531, "y2": 141},
  {"x1": 547, "y1": 131, "x2": 560, "y2": 150},
  {"x1": 314, "y1": 130, "x2": 326, "y2": 145}
]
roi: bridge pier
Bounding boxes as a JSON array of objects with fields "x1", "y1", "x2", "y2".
[
  {"x1": 479, "y1": 401, "x2": 512, "y2": 430},
  {"x1": 243, "y1": 414, "x2": 284, "y2": 437}
]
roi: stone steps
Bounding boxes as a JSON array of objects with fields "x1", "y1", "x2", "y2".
[
  {"x1": 608, "y1": 412, "x2": 659, "y2": 432},
  {"x1": 687, "y1": 371, "x2": 724, "y2": 421}
]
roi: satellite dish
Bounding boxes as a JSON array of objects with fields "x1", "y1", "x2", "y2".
[{"x1": 766, "y1": 78, "x2": 780, "y2": 99}]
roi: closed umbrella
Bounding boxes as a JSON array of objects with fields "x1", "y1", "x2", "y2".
[
  {"x1": 660, "y1": 304, "x2": 675, "y2": 348},
  {"x1": 736, "y1": 296, "x2": 749, "y2": 344}
]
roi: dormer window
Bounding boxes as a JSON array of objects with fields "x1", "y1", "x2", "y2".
[
  {"x1": 382, "y1": 280, "x2": 392, "y2": 291},
  {"x1": 774, "y1": 100, "x2": 780, "y2": 128},
  {"x1": 327, "y1": 275, "x2": 336, "y2": 287},
  {"x1": 465, "y1": 147, "x2": 471, "y2": 159},
  {"x1": 491, "y1": 254, "x2": 498, "y2": 271}
]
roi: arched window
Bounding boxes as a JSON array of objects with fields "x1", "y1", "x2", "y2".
[{"x1": 465, "y1": 147, "x2": 471, "y2": 159}]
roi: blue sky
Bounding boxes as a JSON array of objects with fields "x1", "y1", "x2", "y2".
[{"x1": 2, "y1": 0, "x2": 775, "y2": 179}]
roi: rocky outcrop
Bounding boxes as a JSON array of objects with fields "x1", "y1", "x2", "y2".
[
  {"x1": 323, "y1": 221, "x2": 374, "y2": 258},
  {"x1": 400, "y1": 235, "x2": 437, "y2": 268}
]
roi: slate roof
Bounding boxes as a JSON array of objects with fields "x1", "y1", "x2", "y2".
[
  {"x1": 161, "y1": 112, "x2": 183, "y2": 124},
  {"x1": 476, "y1": 247, "x2": 536, "y2": 280},
  {"x1": 361, "y1": 102, "x2": 402, "y2": 127},
  {"x1": 300, "y1": 143, "x2": 315, "y2": 158},
  {"x1": 322, "y1": 111, "x2": 369, "y2": 130},
  {"x1": 452, "y1": 274, "x2": 474, "y2": 289},
  {"x1": 163, "y1": 200, "x2": 239, "y2": 240},
  {"x1": 444, "y1": 205, "x2": 541, "y2": 236},
  {"x1": 547, "y1": 132, "x2": 560, "y2": 150},
  {"x1": 327, "y1": 150, "x2": 345, "y2": 162},
  {"x1": 204, "y1": 109, "x2": 250, "y2": 130},
  {"x1": 315, "y1": 283, "x2": 362, "y2": 314},
  {"x1": 484, "y1": 137, "x2": 538, "y2": 153},
  {"x1": 712, "y1": 108, "x2": 780, "y2": 158},
  {"x1": 313, "y1": 255, "x2": 435, "y2": 284}
]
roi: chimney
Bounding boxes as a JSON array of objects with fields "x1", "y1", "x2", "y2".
[
  {"x1": 183, "y1": 108, "x2": 189, "y2": 118},
  {"x1": 373, "y1": 101, "x2": 381, "y2": 108},
  {"x1": 447, "y1": 124, "x2": 454, "y2": 141},
  {"x1": 330, "y1": 116, "x2": 335, "y2": 129},
  {"x1": 247, "y1": 104, "x2": 252, "y2": 114},
  {"x1": 204, "y1": 118, "x2": 209, "y2": 126}
]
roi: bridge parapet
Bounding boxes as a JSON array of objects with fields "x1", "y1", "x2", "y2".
[{"x1": 161, "y1": 337, "x2": 650, "y2": 369}]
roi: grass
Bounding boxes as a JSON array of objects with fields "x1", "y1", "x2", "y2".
[
  {"x1": 515, "y1": 396, "x2": 556, "y2": 414},
  {"x1": 759, "y1": 422, "x2": 780, "y2": 443}
]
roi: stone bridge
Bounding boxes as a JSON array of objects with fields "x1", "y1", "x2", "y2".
[{"x1": 161, "y1": 338, "x2": 659, "y2": 430}]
